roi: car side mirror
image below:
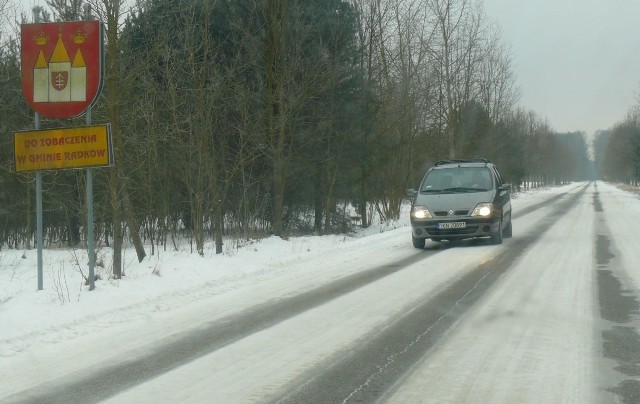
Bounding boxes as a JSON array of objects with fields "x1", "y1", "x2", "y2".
[
  {"x1": 406, "y1": 188, "x2": 417, "y2": 198},
  {"x1": 499, "y1": 184, "x2": 511, "y2": 192}
]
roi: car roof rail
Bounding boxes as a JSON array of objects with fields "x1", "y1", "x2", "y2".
[{"x1": 435, "y1": 158, "x2": 491, "y2": 166}]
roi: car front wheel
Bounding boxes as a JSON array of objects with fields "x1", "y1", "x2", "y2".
[
  {"x1": 503, "y1": 219, "x2": 512, "y2": 238},
  {"x1": 490, "y1": 218, "x2": 503, "y2": 245},
  {"x1": 412, "y1": 234, "x2": 426, "y2": 249}
]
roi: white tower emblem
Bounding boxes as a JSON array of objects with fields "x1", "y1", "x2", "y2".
[{"x1": 33, "y1": 30, "x2": 87, "y2": 103}]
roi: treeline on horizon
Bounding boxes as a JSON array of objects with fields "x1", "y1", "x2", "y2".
[
  {"x1": 0, "y1": 0, "x2": 593, "y2": 273},
  {"x1": 595, "y1": 103, "x2": 640, "y2": 184}
]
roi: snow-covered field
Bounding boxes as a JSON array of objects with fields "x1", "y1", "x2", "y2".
[{"x1": 0, "y1": 182, "x2": 625, "y2": 402}]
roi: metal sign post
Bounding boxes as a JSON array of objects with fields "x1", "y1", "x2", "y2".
[
  {"x1": 85, "y1": 4, "x2": 96, "y2": 291},
  {"x1": 86, "y1": 107, "x2": 95, "y2": 291},
  {"x1": 35, "y1": 112, "x2": 43, "y2": 291}
]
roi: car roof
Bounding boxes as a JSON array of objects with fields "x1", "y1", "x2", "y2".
[{"x1": 433, "y1": 159, "x2": 493, "y2": 168}]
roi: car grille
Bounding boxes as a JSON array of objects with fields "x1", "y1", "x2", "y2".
[
  {"x1": 433, "y1": 209, "x2": 470, "y2": 217},
  {"x1": 429, "y1": 225, "x2": 479, "y2": 236}
]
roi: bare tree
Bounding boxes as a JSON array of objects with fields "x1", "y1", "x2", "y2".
[
  {"x1": 375, "y1": 0, "x2": 436, "y2": 220},
  {"x1": 262, "y1": 0, "x2": 291, "y2": 237},
  {"x1": 351, "y1": 0, "x2": 392, "y2": 227},
  {"x1": 89, "y1": 0, "x2": 146, "y2": 277},
  {"x1": 0, "y1": 0, "x2": 9, "y2": 23},
  {"x1": 478, "y1": 25, "x2": 519, "y2": 123},
  {"x1": 600, "y1": 108, "x2": 640, "y2": 184},
  {"x1": 428, "y1": 0, "x2": 487, "y2": 158},
  {"x1": 46, "y1": 0, "x2": 83, "y2": 21}
]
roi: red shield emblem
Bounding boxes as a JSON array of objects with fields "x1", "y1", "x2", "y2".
[
  {"x1": 51, "y1": 71, "x2": 69, "y2": 91},
  {"x1": 21, "y1": 21, "x2": 104, "y2": 119}
]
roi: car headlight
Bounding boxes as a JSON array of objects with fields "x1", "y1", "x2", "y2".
[
  {"x1": 471, "y1": 202, "x2": 493, "y2": 217},
  {"x1": 411, "y1": 206, "x2": 432, "y2": 219}
]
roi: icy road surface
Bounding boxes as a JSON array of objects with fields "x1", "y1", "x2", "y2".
[{"x1": 2, "y1": 181, "x2": 640, "y2": 403}]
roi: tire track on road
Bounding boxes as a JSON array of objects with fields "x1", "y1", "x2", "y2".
[
  {"x1": 3, "y1": 245, "x2": 435, "y2": 404},
  {"x1": 593, "y1": 183, "x2": 640, "y2": 403},
  {"x1": 275, "y1": 183, "x2": 590, "y2": 403}
]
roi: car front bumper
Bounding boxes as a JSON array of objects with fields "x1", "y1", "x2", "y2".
[{"x1": 410, "y1": 216, "x2": 501, "y2": 240}]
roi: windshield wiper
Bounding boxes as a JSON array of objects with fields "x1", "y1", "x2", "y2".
[
  {"x1": 440, "y1": 187, "x2": 487, "y2": 193},
  {"x1": 439, "y1": 187, "x2": 465, "y2": 193}
]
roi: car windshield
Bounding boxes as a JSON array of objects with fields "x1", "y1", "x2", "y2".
[{"x1": 421, "y1": 167, "x2": 492, "y2": 193}]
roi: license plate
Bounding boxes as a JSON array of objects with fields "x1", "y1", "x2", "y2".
[{"x1": 437, "y1": 222, "x2": 466, "y2": 229}]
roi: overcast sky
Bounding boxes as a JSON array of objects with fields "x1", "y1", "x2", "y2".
[{"x1": 483, "y1": 0, "x2": 640, "y2": 136}]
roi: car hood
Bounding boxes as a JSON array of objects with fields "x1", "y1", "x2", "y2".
[{"x1": 414, "y1": 190, "x2": 494, "y2": 212}]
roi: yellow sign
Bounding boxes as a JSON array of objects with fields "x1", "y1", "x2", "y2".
[{"x1": 13, "y1": 124, "x2": 113, "y2": 172}]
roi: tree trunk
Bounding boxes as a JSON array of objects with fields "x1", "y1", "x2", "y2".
[
  {"x1": 214, "y1": 199, "x2": 223, "y2": 255},
  {"x1": 104, "y1": 0, "x2": 123, "y2": 278},
  {"x1": 313, "y1": 163, "x2": 324, "y2": 232},
  {"x1": 110, "y1": 167, "x2": 122, "y2": 279},
  {"x1": 123, "y1": 190, "x2": 146, "y2": 262},
  {"x1": 449, "y1": 122, "x2": 457, "y2": 159},
  {"x1": 100, "y1": 0, "x2": 146, "y2": 271},
  {"x1": 272, "y1": 153, "x2": 285, "y2": 236},
  {"x1": 264, "y1": 0, "x2": 288, "y2": 237}
]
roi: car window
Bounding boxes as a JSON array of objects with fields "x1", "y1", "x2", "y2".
[
  {"x1": 492, "y1": 167, "x2": 502, "y2": 186},
  {"x1": 421, "y1": 167, "x2": 493, "y2": 192}
]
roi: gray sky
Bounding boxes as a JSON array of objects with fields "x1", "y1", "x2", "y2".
[{"x1": 483, "y1": 0, "x2": 640, "y2": 135}]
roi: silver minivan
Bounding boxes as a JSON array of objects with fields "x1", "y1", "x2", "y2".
[{"x1": 407, "y1": 159, "x2": 512, "y2": 248}]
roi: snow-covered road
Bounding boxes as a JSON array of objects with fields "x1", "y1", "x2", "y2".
[{"x1": 2, "y1": 181, "x2": 640, "y2": 403}]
